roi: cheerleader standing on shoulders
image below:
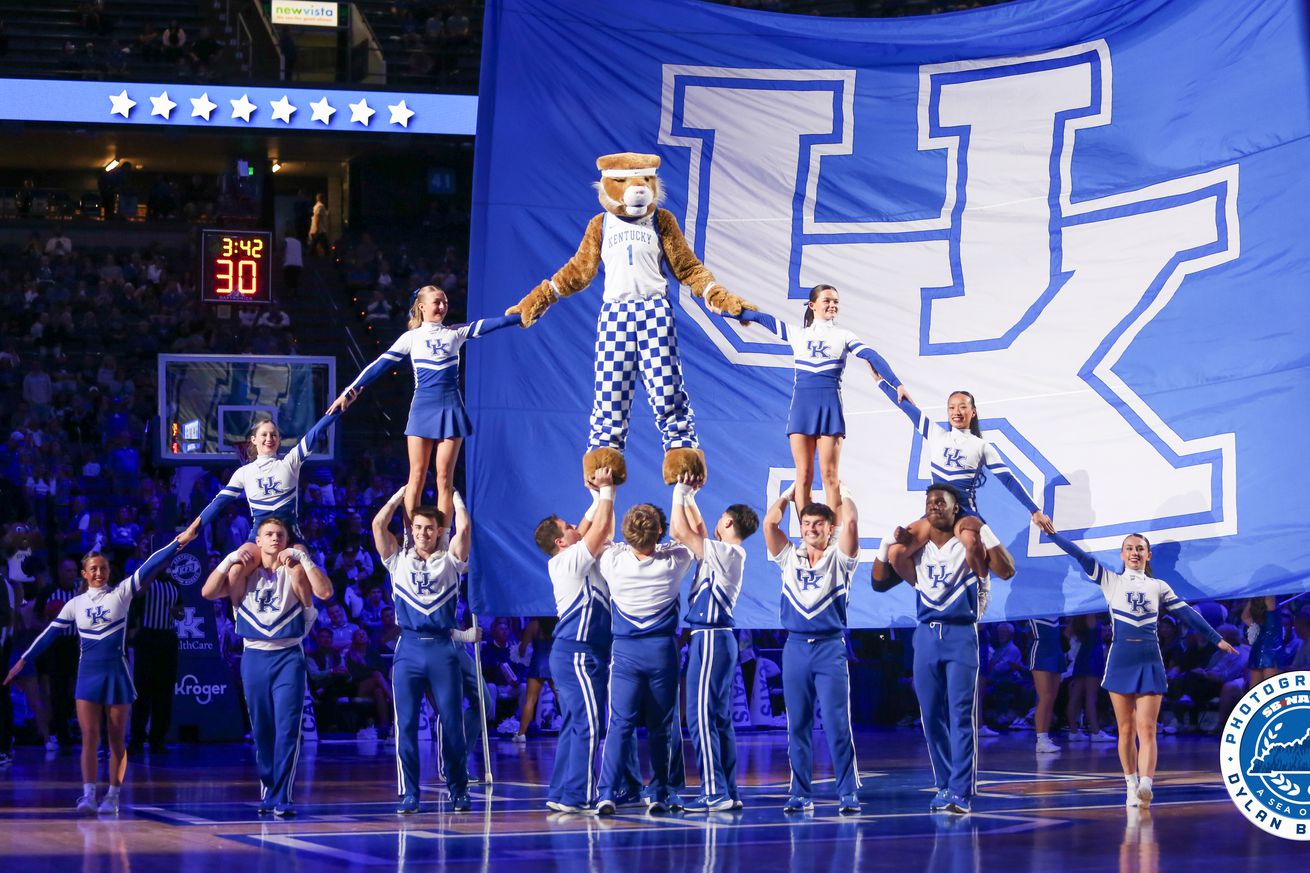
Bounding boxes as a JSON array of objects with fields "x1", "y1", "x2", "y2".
[
  {"x1": 1048, "y1": 530, "x2": 1234, "y2": 808},
  {"x1": 715, "y1": 284, "x2": 910, "y2": 521},
  {"x1": 6, "y1": 532, "x2": 191, "y2": 814},
  {"x1": 329, "y1": 285, "x2": 521, "y2": 528},
  {"x1": 878, "y1": 383, "x2": 1055, "y2": 579}
]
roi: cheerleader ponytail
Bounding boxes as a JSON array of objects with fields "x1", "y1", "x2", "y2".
[
  {"x1": 407, "y1": 286, "x2": 437, "y2": 330},
  {"x1": 804, "y1": 284, "x2": 837, "y2": 328}
]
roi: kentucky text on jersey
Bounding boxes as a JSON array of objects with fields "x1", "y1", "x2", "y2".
[
  {"x1": 600, "y1": 212, "x2": 668, "y2": 301},
  {"x1": 879, "y1": 381, "x2": 1040, "y2": 516}
]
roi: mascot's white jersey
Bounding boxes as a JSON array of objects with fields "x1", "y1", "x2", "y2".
[{"x1": 600, "y1": 211, "x2": 666, "y2": 301}]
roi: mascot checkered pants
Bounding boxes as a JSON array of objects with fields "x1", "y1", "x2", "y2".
[{"x1": 588, "y1": 296, "x2": 697, "y2": 452}]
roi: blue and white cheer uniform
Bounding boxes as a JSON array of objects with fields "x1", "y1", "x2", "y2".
[
  {"x1": 770, "y1": 539, "x2": 861, "y2": 800},
  {"x1": 1049, "y1": 532, "x2": 1222, "y2": 694},
  {"x1": 686, "y1": 537, "x2": 747, "y2": 805},
  {"x1": 386, "y1": 545, "x2": 469, "y2": 801},
  {"x1": 731, "y1": 309, "x2": 902, "y2": 438},
  {"x1": 195, "y1": 411, "x2": 339, "y2": 541},
  {"x1": 346, "y1": 315, "x2": 520, "y2": 440},
  {"x1": 22, "y1": 539, "x2": 182, "y2": 705}
]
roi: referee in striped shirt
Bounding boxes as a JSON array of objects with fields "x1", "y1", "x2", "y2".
[
  {"x1": 37, "y1": 559, "x2": 81, "y2": 750},
  {"x1": 129, "y1": 566, "x2": 183, "y2": 753}
]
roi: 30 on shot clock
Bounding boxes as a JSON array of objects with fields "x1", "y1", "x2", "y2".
[{"x1": 200, "y1": 229, "x2": 273, "y2": 304}]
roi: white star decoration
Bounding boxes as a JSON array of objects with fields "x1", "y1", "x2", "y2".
[
  {"x1": 388, "y1": 99, "x2": 414, "y2": 127},
  {"x1": 349, "y1": 98, "x2": 375, "y2": 126},
  {"x1": 108, "y1": 90, "x2": 135, "y2": 118},
  {"x1": 270, "y1": 95, "x2": 297, "y2": 124},
  {"x1": 190, "y1": 92, "x2": 217, "y2": 121},
  {"x1": 149, "y1": 91, "x2": 176, "y2": 120},
  {"x1": 309, "y1": 97, "x2": 336, "y2": 125},
  {"x1": 230, "y1": 94, "x2": 257, "y2": 123},
  {"x1": 107, "y1": 89, "x2": 419, "y2": 131}
]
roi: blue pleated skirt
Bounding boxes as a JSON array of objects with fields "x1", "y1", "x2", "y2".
[
  {"x1": 787, "y1": 387, "x2": 845, "y2": 437},
  {"x1": 406, "y1": 388, "x2": 473, "y2": 440},
  {"x1": 77, "y1": 658, "x2": 137, "y2": 704},
  {"x1": 1102, "y1": 639, "x2": 1167, "y2": 695}
]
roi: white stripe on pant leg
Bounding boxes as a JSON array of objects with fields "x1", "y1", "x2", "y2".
[
  {"x1": 287, "y1": 653, "x2": 306, "y2": 803},
  {"x1": 393, "y1": 637, "x2": 406, "y2": 795},
  {"x1": 843, "y1": 652, "x2": 861, "y2": 790},
  {"x1": 697, "y1": 632, "x2": 716, "y2": 797},
  {"x1": 574, "y1": 651, "x2": 599, "y2": 803},
  {"x1": 596, "y1": 655, "x2": 617, "y2": 795},
  {"x1": 970, "y1": 624, "x2": 980, "y2": 796}
]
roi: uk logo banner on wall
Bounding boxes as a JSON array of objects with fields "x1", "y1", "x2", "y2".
[{"x1": 465, "y1": 0, "x2": 1310, "y2": 627}]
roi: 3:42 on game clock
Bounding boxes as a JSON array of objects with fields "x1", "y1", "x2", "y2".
[{"x1": 200, "y1": 229, "x2": 274, "y2": 304}]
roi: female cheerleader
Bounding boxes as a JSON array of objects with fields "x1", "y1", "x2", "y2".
[
  {"x1": 202, "y1": 517, "x2": 332, "y2": 816},
  {"x1": 1048, "y1": 530, "x2": 1235, "y2": 808},
  {"x1": 5, "y1": 533, "x2": 189, "y2": 814},
  {"x1": 878, "y1": 383, "x2": 1055, "y2": 578},
  {"x1": 328, "y1": 285, "x2": 520, "y2": 527},
  {"x1": 1242, "y1": 596, "x2": 1283, "y2": 685},
  {"x1": 1025, "y1": 618, "x2": 1064, "y2": 753},
  {"x1": 715, "y1": 284, "x2": 909, "y2": 519},
  {"x1": 182, "y1": 412, "x2": 340, "y2": 558}
]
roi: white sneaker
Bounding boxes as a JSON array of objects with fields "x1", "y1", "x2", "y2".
[
  {"x1": 1138, "y1": 783, "x2": 1153, "y2": 809},
  {"x1": 1125, "y1": 790, "x2": 1140, "y2": 808},
  {"x1": 977, "y1": 725, "x2": 999, "y2": 738},
  {"x1": 98, "y1": 794, "x2": 120, "y2": 815},
  {"x1": 1035, "y1": 736, "x2": 1062, "y2": 754},
  {"x1": 512, "y1": 733, "x2": 526, "y2": 745},
  {"x1": 1090, "y1": 729, "x2": 1117, "y2": 743},
  {"x1": 1009, "y1": 717, "x2": 1033, "y2": 731},
  {"x1": 356, "y1": 726, "x2": 378, "y2": 741},
  {"x1": 76, "y1": 794, "x2": 96, "y2": 816}
]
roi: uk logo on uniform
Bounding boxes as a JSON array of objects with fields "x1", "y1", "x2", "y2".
[
  {"x1": 1124, "y1": 591, "x2": 1149, "y2": 615},
  {"x1": 254, "y1": 586, "x2": 279, "y2": 613},
  {"x1": 1222, "y1": 671, "x2": 1310, "y2": 840},
  {"x1": 795, "y1": 569, "x2": 822, "y2": 592},
  {"x1": 86, "y1": 605, "x2": 110, "y2": 626},
  {"x1": 256, "y1": 476, "x2": 282, "y2": 497}
]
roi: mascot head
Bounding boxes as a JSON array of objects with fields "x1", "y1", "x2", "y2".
[{"x1": 595, "y1": 152, "x2": 662, "y2": 219}]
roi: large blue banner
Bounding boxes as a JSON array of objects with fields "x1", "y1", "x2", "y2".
[{"x1": 466, "y1": 0, "x2": 1310, "y2": 627}]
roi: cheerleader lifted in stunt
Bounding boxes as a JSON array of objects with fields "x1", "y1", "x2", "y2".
[
  {"x1": 330, "y1": 285, "x2": 520, "y2": 529},
  {"x1": 714, "y1": 284, "x2": 910, "y2": 521},
  {"x1": 877, "y1": 382, "x2": 1055, "y2": 579}
]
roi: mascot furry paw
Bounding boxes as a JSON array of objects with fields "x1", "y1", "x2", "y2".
[{"x1": 508, "y1": 152, "x2": 754, "y2": 486}]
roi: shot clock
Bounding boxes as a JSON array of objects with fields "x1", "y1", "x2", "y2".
[{"x1": 200, "y1": 229, "x2": 274, "y2": 304}]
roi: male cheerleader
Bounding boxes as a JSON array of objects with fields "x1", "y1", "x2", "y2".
[
  {"x1": 669, "y1": 475, "x2": 758, "y2": 812},
  {"x1": 372, "y1": 487, "x2": 480, "y2": 814},
  {"x1": 532, "y1": 468, "x2": 618, "y2": 813},
  {"x1": 594, "y1": 498, "x2": 695, "y2": 814},
  {"x1": 762, "y1": 484, "x2": 862, "y2": 814},
  {"x1": 871, "y1": 483, "x2": 1013, "y2": 815}
]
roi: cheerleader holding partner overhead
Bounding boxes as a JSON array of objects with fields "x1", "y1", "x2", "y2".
[
  {"x1": 5, "y1": 533, "x2": 190, "y2": 814},
  {"x1": 878, "y1": 382, "x2": 1055, "y2": 579},
  {"x1": 328, "y1": 285, "x2": 521, "y2": 528},
  {"x1": 182, "y1": 410, "x2": 340, "y2": 559},
  {"x1": 714, "y1": 284, "x2": 910, "y2": 520},
  {"x1": 1048, "y1": 529, "x2": 1234, "y2": 808}
]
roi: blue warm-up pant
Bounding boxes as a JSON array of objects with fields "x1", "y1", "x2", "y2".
[
  {"x1": 393, "y1": 633, "x2": 467, "y2": 798},
  {"x1": 687, "y1": 628, "x2": 739, "y2": 801},
  {"x1": 240, "y1": 646, "x2": 307, "y2": 809},
  {"x1": 912, "y1": 621, "x2": 980, "y2": 800},
  {"x1": 782, "y1": 633, "x2": 859, "y2": 798},
  {"x1": 598, "y1": 634, "x2": 679, "y2": 801},
  {"x1": 548, "y1": 641, "x2": 609, "y2": 807}
]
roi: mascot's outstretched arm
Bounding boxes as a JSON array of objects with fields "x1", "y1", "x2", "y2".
[
  {"x1": 655, "y1": 209, "x2": 757, "y2": 317},
  {"x1": 507, "y1": 214, "x2": 604, "y2": 326}
]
